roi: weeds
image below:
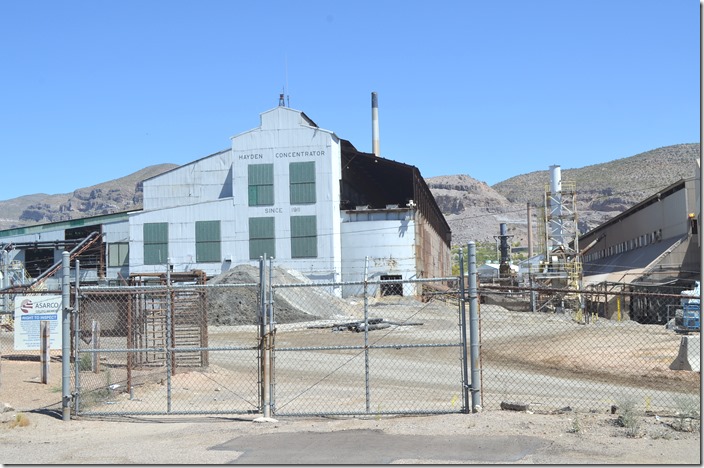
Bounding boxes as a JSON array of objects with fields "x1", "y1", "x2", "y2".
[
  {"x1": 9, "y1": 413, "x2": 30, "y2": 428},
  {"x1": 616, "y1": 398, "x2": 642, "y2": 438},
  {"x1": 567, "y1": 414, "x2": 582, "y2": 434},
  {"x1": 672, "y1": 396, "x2": 700, "y2": 432},
  {"x1": 78, "y1": 353, "x2": 92, "y2": 372},
  {"x1": 648, "y1": 427, "x2": 672, "y2": 440}
]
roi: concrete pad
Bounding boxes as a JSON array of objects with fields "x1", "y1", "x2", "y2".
[
  {"x1": 210, "y1": 429, "x2": 547, "y2": 464},
  {"x1": 252, "y1": 416, "x2": 279, "y2": 423},
  {"x1": 670, "y1": 336, "x2": 700, "y2": 372}
]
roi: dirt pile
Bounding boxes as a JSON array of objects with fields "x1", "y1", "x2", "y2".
[{"x1": 206, "y1": 265, "x2": 356, "y2": 325}]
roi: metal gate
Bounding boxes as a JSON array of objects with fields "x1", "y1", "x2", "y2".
[
  {"x1": 72, "y1": 273, "x2": 469, "y2": 417},
  {"x1": 268, "y1": 278, "x2": 470, "y2": 416},
  {"x1": 73, "y1": 282, "x2": 261, "y2": 416}
]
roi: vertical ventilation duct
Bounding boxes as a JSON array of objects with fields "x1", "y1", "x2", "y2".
[{"x1": 372, "y1": 91, "x2": 380, "y2": 157}]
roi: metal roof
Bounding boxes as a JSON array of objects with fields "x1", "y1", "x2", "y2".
[{"x1": 0, "y1": 210, "x2": 133, "y2": 238}]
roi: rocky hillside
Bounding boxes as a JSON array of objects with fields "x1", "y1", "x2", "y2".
[
  {"x1": 0, "y1": 164, "x2": 178, "y2": 231},
  {"x1": 426, "y1": 175, "x2": 519, "y2": 245},
  {"x1": 0, "y1": 144, "x2": 698, "y2": 248},
  {"x1": 427, "y1": 143, "x2": 699, "y2": 245}
]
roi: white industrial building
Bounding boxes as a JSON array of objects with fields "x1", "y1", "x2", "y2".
[{"x1": 0, "y1": 103, "x2": 452, "y2": 297}]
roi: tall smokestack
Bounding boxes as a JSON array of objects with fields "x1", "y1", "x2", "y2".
[{"x1": 371, "y1": 91, "x2": 380, "y2": 157}]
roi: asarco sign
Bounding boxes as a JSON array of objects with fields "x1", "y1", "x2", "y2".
[
  {"x1": 20, "y1": 299, "x2": 34, "y2": 313},
  {"x1": 14, "y1": 295, "x2": 63, "y2": 351}
]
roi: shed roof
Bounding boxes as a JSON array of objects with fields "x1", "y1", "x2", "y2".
[{"x1": 582, "y1": 234, "x2": 685, "y2": 285}]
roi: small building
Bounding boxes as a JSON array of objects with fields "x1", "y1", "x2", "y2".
[{"x1": 477, "y1": 261, "x2": 519, "y2": 281}]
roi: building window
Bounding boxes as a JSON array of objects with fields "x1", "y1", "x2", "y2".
[
  {"x1": 196, "y1": 220, "x2": 221, "y2": 263},
  {"x1": 380, "y1": 274, "x2": 403, "y2": 296},
  {"x1": 289, "y1": 162, "x2": 316, "y2": 204},
  {"x1": 291, "y1": 215, "x2": 317, "y2": 258},
  {"x1": 144, "y1": 223, "x2": 168, "y2": 265},
  {"x1": 108, "y1": 243, "x2": 129, "y2": 267},
  {"x1": 248, "y1": 164, "x2": 274, "y2": 206},
  {"x1": 249, "y1": 217, "x2": 275, "y2": 259}
]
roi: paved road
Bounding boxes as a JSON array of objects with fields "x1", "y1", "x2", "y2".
[{"x1": 211, "y1": 429, "x2": 548, "y2": 464}]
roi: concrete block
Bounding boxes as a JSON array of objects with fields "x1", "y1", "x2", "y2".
[{"x1": 669, "y1": 336, "x2": 701, "y2": 372}]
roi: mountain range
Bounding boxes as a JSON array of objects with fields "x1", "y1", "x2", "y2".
[{"x1": 0, "y1": 143, "x2": 699, "y2": 247}]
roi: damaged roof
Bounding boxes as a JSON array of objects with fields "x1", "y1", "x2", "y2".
[{"x1": 340, "y1": 139, "x2": 451, "y2": 245}]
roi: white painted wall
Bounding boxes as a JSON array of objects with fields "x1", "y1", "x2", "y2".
[
  {"x1": 128, "y1": 199, "x2": 236, "y2": 276},
  {"x1": 230, "y1": 106, "x2": 342, "y2": 280},
  {"x1": 340, "y1": 212, "x2": 417, "y2": 296},
  {"x1": 142, "y1": 149, "x2": 233, "y2": 211}
]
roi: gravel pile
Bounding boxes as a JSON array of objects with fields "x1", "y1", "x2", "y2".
[{"x1": 206, "y1": 265, "x2": 355, "y2": 326}]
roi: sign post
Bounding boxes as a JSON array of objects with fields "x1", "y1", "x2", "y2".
[{"x1": 40, "y1": 321, "x2": 50, "y2": 384}]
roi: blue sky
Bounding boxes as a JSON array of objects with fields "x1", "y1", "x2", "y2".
[{"x1": 0, "y1": 0, "x2": 699, "y2": 201}]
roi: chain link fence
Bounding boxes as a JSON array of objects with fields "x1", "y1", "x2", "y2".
[
  {"x1": 2, "y1": 258, "x2": 699, "y2": 419},
  {"x1": 74, "y1": 283, "x2": 261, "y2": 416},
  {"x1": 478, "y1": 285, "x2": 700, "y2": 414},
  {"x1": 271, "y1": 278, "x2": 467, "y2": 416},
  {"x1": 72, "y1": 273, "x2": 470, "y2": 417}
]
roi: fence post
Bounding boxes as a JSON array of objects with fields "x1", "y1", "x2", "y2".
[
  {"x1": 165, "y1": 259, "x2": 172, "y2": 413},
  {"x1": 61, "y1": 251, "x2": 71, "y2": 421},
  {"x1": 258, "y1": 256, "x2": 265, "y2": 412},
  {"x1": 91, "y1": 320, "x2": 100, "y2": 373},
  {"x1": 1, "y1": 250, "x2": 7, "y2": 389},
  {"x1": 2, "y1": 250, "x2": 7, "y2": 323},
  {"x1": 256, "y1": 254, "x2": 275, "y2": 421},
  {"x1": 74, "y1": 260, "x2": 81, "y2": 414},
  {"x1": 467, "y1": 242, "x2": 482, "y2": 412},
  {"x1": 363, "y1": 256, "x2": 371, "y2": 414},
  {"x1": 457, "y1": 248, "x2": 470, "y2": 413},
  {"x1": 262, "y1": 255, "x2": 270, "y2": 418},
  {"x1": 267, "y1": 256, "x2": 275, "y2": 414},
  {"x1": 40, "y1": 321, "x2": 50, "y2": 384}
]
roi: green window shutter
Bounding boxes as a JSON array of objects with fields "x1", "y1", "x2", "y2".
[
  {"x1": 248, "y1": 164, "x2": 274, "y2": 206},
  {"x1": 144, "y1": 223, "x2": 168, "y2": 265},
  {"x1": 249, "y1": 217, "x2": 275, "y2": 259},
  {"x1": 291, "y1": 215, "x2": 317, "y2": 258},
  {"x1": 289, "y1": 162, "x2": 316, "y2": 204},
  {"x1": 108, "y1": 244, "x2": 119, "y2": 267},
  {"x1": 108, "y1": 243, "x2": 129, "y2": 267},
  {"x1": 196, "y1": 220, "x2": 221, "y2": 263}
]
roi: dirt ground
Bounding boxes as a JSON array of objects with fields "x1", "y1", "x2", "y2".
[{"x1": 0, "y1": 358, "x2": 700, "y2": 464}]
